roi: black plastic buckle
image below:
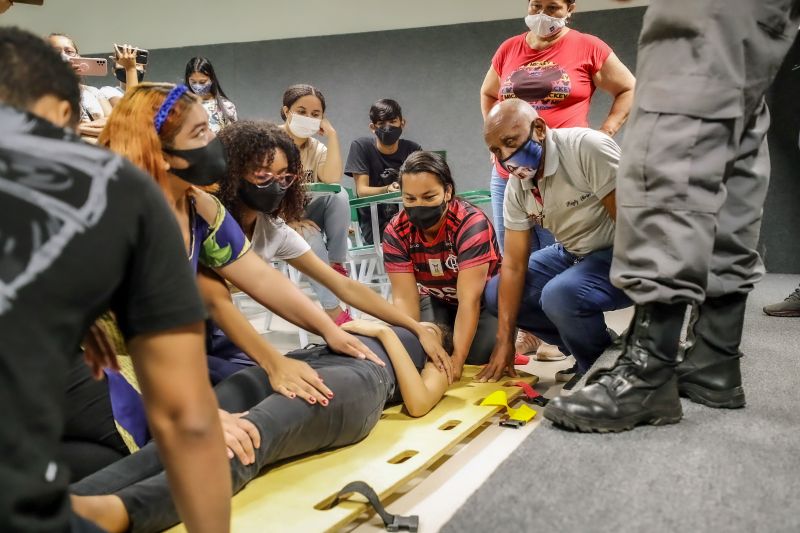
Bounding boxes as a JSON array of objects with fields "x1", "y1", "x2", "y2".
[
  {"x1": 499, "y1": 419, "x2": 526, "y2": 429},
  {"x1": 387, "y1": 514, "x2": 419, "y2": 532},
  {"x1": 521, "y1": 395, "x2": 549, "y2": 407}
]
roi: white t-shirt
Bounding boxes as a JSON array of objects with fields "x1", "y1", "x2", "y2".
[
  {"x1": 250, "y1": 214, "x2": 310, "y2": 262},
  {"x1": 299, "y1": 137, "x2": 328, "y2": 183},
  {"x1": 503, "y1": 127, "x2": 619, "y2": 256},
  {"x1": 99, "y1": 86, "x2": 125, "y2": 102},
  {"x1": 79, "y1": 85, "x2": 105, "y2": 122}
]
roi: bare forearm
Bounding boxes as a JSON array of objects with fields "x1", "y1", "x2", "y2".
[
  {"x1": 357, "y1": 183, "x2": 394, "y2": 196},
  {"x1": 600, "y1": 89, "x2": 634, "y2": 136},
  {"x1": 496, "y1": 268, "x2": 526, "y2": 344},
  {"x1": 319, "y1": 135, "x2": 343, "y2": 184},
  {"x1": 125, "y1": 66, "x2": 139, "y2": 92},
  {"x1": 149, "y1": 399, "x2": 231, "y2": 533},
  {"x1": 393, "y1": 294, "x2": 421, "y2": 322},
  {"x1": 337, "y1": 281, "x2": 424, "y2": 333},
  {"x1": 480, "y1": 94, "x2": 497, "y2": 120},
  {"x1": 208, "y1": 302, "x2": 284, "y2": 371},
  {"x1": 377, "y1": 327, "x2": 433, "y2": 414},
  {"x1": 251, "y1": 279, "x2": 334, "y2": 337},
  {"x1": 452, "y1": 300, "x2": 481, "y2": 363}
]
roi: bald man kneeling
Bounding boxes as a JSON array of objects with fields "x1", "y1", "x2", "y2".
[{"x1": 477, "y1": 99, "x2": 631, "y2": 389}]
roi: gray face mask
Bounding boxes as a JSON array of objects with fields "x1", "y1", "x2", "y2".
[{"x1": 190, "y1": 81, "x2": 213, "y2": 96}]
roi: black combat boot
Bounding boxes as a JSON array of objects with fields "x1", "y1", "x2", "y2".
[
  {"x1": 677, "y1": 293, "x2": 747, "y2": 408},
  {"x1": 544, "y1": 302, "x2": 687, "y2": 433}
]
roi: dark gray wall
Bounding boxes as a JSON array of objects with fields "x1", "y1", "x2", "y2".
[
  {"x1": 89, "y1": 7, "x2": 646, "y2": 192},
  {"x1": 89, "y1": 6, "x2": 800, "y2": 273}
]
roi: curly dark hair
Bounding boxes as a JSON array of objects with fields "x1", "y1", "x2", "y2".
[{"x1": 216, "y1": 121, "x2": 306, "y2": 224}]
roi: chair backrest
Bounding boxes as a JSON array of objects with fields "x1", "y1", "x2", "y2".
[{"x1": 431, "y1": 150, "x2": 447, "y2": 161}]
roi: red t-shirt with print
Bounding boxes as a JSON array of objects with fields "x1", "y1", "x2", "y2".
[
  {"x1": 491, "y1": 29, "x2": 612, "y2": 177},
  {"x1": 382, "y1": 199, "x2": 501, "y2": 306}
]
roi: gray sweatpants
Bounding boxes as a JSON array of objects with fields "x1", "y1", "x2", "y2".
[
  {"x1": 611, "y1": 0, "x2": 800, "y2": 304},
  {"x1": 72, "y1": 354, "x2": 392, "y2": 533}
]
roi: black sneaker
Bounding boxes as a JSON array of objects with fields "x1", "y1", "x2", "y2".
[{"x1": 763, "y1": 286, "x2": 800, "y2": 317}]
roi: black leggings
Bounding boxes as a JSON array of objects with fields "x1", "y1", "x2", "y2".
[
  {"x1": 59, "y1": 362, "x2": 130, "y2": 482},
  {"x1": 419, "y1": 296, "x2": 497, "y2": 365},
  {"x1": 72, "y1": 350, "x2": 394, "y2": 533}
]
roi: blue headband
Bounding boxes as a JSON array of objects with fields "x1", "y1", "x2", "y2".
[{"x1": 154, "y1": 85, "x2": 190, "y2": 133}]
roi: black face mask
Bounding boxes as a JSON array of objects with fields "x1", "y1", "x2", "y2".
[
  {"x1": 406, "y1": 200, "x2": 447, "y2": 231},
  {"x1": 238, "y1": 179, "x2": 287, "y2": 215},
  {"x1": 114, "y1": 67, "x2": 145, "y2": 84},
  {"x1": 164, "y1": 137, "x2": 227, "y2": 187},
  {"x1": 375, "y1": 125, "x2": 403, "y2": 145}
]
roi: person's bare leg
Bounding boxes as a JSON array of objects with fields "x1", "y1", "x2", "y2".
[{"x1": 71, "y1": 494, "x2": 130, "y2": 533}]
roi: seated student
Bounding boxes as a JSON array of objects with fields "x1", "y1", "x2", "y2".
[
  {"x1": 279, "y1": 84, "x2": 352, "y2": 309},
  {"x1": 0, "y1": 27, "x2": 230, "y2": 532},
  {"x1": 478, "y1": 98, "x2": 632, "y2": 385},
  {"x1": 215, "y1": 120, "x2": 451, "y2": 374},
  {"x1": 58, "y1": 83, "x2": 390, "y2": 479},
  {"x1": 383, "y1": 151, "x2": 502, "y2": 380},
  {"x1": 47, "y1": 33, "x2": 113, "y2": 142},
  {"x1": 185, "y1": 56, "x2": 237, "y2": 133},
  {"x1": 71, "y1": 319, "x2": 453, "y2": 533},
  {"x1": 100, "y1": 44, "x2": 146, "y2": 106},
  {"x1": 345, "y1": 98, "x2": 422, "y2": 244}
]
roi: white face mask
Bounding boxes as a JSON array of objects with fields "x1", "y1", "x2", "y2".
[
  {"x1": 287, "y1": 113, "x2": 321, "y2": 139},
  {"x1": 525, "y1": 13, "x2": 567, "y2": 38}
]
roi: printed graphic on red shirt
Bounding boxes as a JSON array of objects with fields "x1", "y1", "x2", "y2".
[{"x1": 499, "y1": 60, "x2": 571, "y2": 111}]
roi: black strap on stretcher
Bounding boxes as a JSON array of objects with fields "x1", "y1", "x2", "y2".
[{"x1": 326, "y1": 481, "x2": 419, "y2": 532}]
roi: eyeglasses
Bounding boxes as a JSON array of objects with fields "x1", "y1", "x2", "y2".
[
  {"x1": 252, "y1": 172, "x2": 298, "y2": 188},
  {"x1": 54, "y1": 47, "x2": 78, "y2": 58}
]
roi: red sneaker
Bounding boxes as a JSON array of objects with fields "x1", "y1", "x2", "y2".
[
  {"x1": 334, "y1": 309, "x2": 353, "y2": 326},
  {"x1": 331, "y1": 262, "x2": 349, "y2": 277}
]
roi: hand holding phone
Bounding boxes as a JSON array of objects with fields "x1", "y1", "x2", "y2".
[
  {"x1": 113, "y1": 43, "x2": 148, "y2": 66},
  {"x1": 112, "y1": 44, "x2": 137, "y2": 71},
  {"x1": 69, "y1": 57, "x2": 108, "y2": 77}
]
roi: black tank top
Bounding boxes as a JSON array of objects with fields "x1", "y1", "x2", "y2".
[{"x1": 354, "y1": 327, "x2": 427, "y2": 403}]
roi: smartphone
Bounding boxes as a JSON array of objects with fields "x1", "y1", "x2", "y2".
[
  {"x1": 12, "y1": 0, "x2": 45, "y2": 4},
  {"x1": 69, "y1": 57, "x2": 108, "y2": 77},
  {"x1": 135, "y1": 49, "x2": 149, "y2": 65},
  {"x1": 114, "y1": 45, "x2": 149, "y2": 65}
]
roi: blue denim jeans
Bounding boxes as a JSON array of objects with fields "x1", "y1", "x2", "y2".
[
  {"x1": 485, "y1": 244, "x2": 632, "y2": 373},
  {"x1": 490, "y1": 168, "x2": 555, "y2": 254},
  {"x1": 302, "y1": 227, "x2": 343, "y2": 310}
]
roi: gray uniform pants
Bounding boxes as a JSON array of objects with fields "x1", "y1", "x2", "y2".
[{"x1": 611, "y1": 0, "x2": 800, "y2": 304}]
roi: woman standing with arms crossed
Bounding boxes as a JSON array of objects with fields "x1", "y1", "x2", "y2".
[{"x1": 479, "y1": 0, "x2": 635, "y2": 357}]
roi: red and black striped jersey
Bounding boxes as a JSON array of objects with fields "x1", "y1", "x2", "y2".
[{"x1": 383, "y1": 199, "x2": 501, "y2": 306}]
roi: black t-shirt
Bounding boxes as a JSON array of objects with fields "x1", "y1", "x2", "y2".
[
  {"x1": 344, "y1": 136, "x2": 422, "y2": 244},
  {"x1": 0, "y1": 105, "x2": 206, "y2": 532}
]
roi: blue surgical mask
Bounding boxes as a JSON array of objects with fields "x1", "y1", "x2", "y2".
[{"x1": 499, "y1": 122, "x2": 543, "y2": 185}]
